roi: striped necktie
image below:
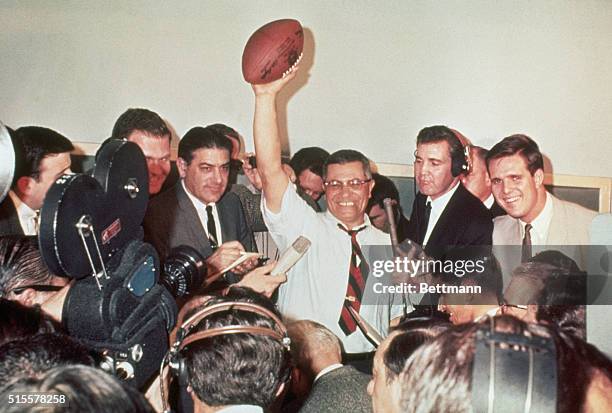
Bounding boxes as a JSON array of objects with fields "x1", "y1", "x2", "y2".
[{"x1": 337, "y1": 224, "x2": 369, "y2": 335}]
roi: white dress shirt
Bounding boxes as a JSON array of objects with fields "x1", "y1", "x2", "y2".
[
  {"x1": 423, "y1": 182, "x2": 460, "y2": 246},
  {"x1": 263, "y1": 184, "x2": 408, "y2": 353},
  {"x1": 8, "y1": 190, "x2": 38, "y2": 235},
  {"x1": 483, "y1": 193, "x2": 495, "y2": 209},
  {"x1": 519, "y1": 191, "x2": 553, "y2": 245},
  {"x1": 181, "y1": 180, "x2": 223, "y2": 244}
]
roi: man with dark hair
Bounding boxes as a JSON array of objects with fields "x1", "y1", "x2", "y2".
[
  {"x1": 287, "y1": 320, "x2": 372, "y2": 413},
  {"x1": 460, "y1": 145, "x2": 506, "y2": 218},
  {"x1": 0, "y1": 333, "x2": 95, "y2": 389},
  {"x1": 487, "y1": 134, "x2": 596, "y2": 246},
  {"x1": 144, "y1": 126, "x2": 256, "y2": 279},
  {"x1": 405, "y1": 125, "x2": 492, "y2": 258},
  {"x1": 289, "y1": 146, "x2": 330, "y2": 207},
  {"x1": 111, "y1": 108, "x2": 173, "y2": 196},
  {"x1": 251, "y1": 69, "x2": 407, "y2": 354},
  {"x1": 0, "y1": 236, "x2": 67, "y2": 308},
  {"x1": 400, "y1": 315, "x2": 612, "y2": 413},
  {"x1": 366, "y1": 173, "x2": 410, "y2": 242},
  {"x1": 182, "y1": 293, "x2": 291, "y2": 412},
  {"x1": 0, "y1": 127, "x2": 73, "y2": 236},
  {"x1": 368, "y1": 318, "x2": 449, "y2": 413}
]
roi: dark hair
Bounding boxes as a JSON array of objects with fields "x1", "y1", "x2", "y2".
[
  {"x1": 322, "y1": 149, "x2": 371, "y2": 181},
  {"x1": 111, "y1": 108, "x2": 170, "y2": 141},
  {"x1": 470, "y1": 145, "x2": 489, "y2": 162},
  {"x1": 0, "y1": 236, "x2": 56, "y2": 299},
  {"x1": 184, "y1": 291, "x2": 291, "y2": 408},
  {"x1": 0, "y1": 333, "x2": 95, "y2": 388},
  {"x1": 367, "y1": 173, "x2": 400, "y2": 212},
  {"x1": 384, "y1": 318, "x2": 450, "y2": 383},
  {"x1": 206, "y1": 123, "x2": 240, "y2": 141},
  {"x1": 400, "y1": 315, "x2": 612, "y2": 413},
  {"x1": 178, "y1": 126, "x2": 233, "y2": 164},
  {"x1": 416, "y1": 125, "x2": 464, "y2": 163},
  {"x1": 440, "y1": 253, "x2": 504, "y2": 302},
  {"x1": 12, "y1": 126, "x2": 73, "y2": 186},
  {"x1": 486, "y1": 134, "x2": 544, "y2": 175},
  {"x1": 0, "y1": 299, "x2": 60, "y2": 347},
  {"x1": 289, "y1": 147, "x2": 330, "y2": 178},
  {"x1": 0, "y1": 364, "x2": 154, "y2": 413}
]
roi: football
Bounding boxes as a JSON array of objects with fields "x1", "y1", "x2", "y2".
[{"x1": 242, "y1": 19, "x2": 304, "y2": 84}]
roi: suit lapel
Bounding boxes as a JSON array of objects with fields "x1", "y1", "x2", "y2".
[
  {"x1": 176, "y1": 183, "x2": 213, "y2": 254},
  {"x1": 545, "y1": 194, "x2": 566, "y2": 244},
  {"x1": 217, "y1": 194, "x2": 232, "y2": 244},
  {"x1": 426, "y1": 184, "x2": 465, "y2": 247}
]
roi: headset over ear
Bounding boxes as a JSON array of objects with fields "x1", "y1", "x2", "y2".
[
  {"x1": 159, "y1": 299, "x2": 290, "y2": 413},
  {"x1": 450, "y1": 129, "x2": 472, "y2": 177}
]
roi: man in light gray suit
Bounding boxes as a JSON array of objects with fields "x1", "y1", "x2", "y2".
[{"x1": 486, "y1": 134, "x2": 596, "y2": 282}]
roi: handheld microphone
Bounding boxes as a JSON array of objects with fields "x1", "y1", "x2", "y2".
[
  {"x1": 383, "y1": 198, "x2": 399, "y2": 248},
  {"x1": 271, "y1": 236, "x2": 311, "y2": 276}
]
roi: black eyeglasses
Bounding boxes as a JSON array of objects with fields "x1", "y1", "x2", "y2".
[
  {"x1": 323, "y1": 178, "x2": 371, "y2": 191},
  {"x1": 10, "y1": 284, "x2": 64, "y2": 295}
]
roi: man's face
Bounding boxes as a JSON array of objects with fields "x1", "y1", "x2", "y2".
[
  {"x1": 414, "y1": 141, "x2": 458, "y2": 200},
  {"x1": 461, "y1": 153, "x2": 491, "y2": 202},
  {"x1": 7, "y1": 275, "x2": 68, "y2": 308},
  {"x1": 367, "y1": 333, "x2": 402, "y2": 413},
  {"x1": 324, "y1": 162, "x2": 374, "y2": 229},
  {"x1": 298, "y1": 169, "x2": 324, "y2": 201},
  {"x1": 488, "y1": 154, "x2": 544, "y2": 223},
  {"x1": 438, "y1": 296, "x2": 475, "y2": 325},
  {"x1": 178, "y1": 147, "x2": 230, "y2": 204},
  {"x1": 127, "y1": 131, "x2": 171, "y2": 195},
  {"x1": 28, "y1": 152, "x2": 72, "y2": 210},
  {"x1": 368, "y1": 204, "x2": 389, "y2": 232}
]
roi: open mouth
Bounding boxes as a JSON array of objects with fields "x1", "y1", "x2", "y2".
[
  {"x1": 338, "y1": 201, "x2": 355, "y2": 207},
  {"x1": 503, "y1": 195, "x2": 520, "y2": 205}
]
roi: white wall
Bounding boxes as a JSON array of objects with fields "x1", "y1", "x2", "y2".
[{"x1": 1, "y1": 0, "x2": 611, "y2": 178}]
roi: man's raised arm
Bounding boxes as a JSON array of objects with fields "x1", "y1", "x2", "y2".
[{"x1": 252, "y1": 70, "x2": 298, "y2": 212}]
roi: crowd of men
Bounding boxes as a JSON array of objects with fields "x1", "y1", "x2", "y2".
[{"x1": 0, "y1": 64, "x2": 610, "y2": 412}]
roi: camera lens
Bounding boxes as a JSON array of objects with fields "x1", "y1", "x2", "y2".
[{"x1": 161, "y1": 246, "x2": 206, "y2": 297}]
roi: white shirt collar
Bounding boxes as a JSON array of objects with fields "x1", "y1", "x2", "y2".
[
  {"x1": 483, "y1": 193, "x2": 495, "y2": 209},
  {"x1": 423, "y1": 181, "x2": 460, "y2": 245},
  {"x1": 216, "y1": 405, "x2": 264, "y2": 413},
  {"x1": 325, "y1": 210, "x2": 372, "y2": 232},
  {"x1": 314, "y1": 363, "x2": 343, "y2": 383},
  {"x1": 519, "y1": 191, "x2": 553, "y2": 245},
  {"x1": 8, "y1": 190, "x2": 38, "y2": 235}
]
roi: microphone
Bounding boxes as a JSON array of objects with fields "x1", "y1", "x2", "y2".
[
  {"x1": 271, "y1": 236, "x2": 311, "y2": 276},
  {"x1": 383, "y1": 198, "x2": 399, "y2": 248}
]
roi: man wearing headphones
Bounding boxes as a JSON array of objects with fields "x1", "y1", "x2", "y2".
[{"x1": 405, "y1": 125, "x2": 493, "y2": 258}]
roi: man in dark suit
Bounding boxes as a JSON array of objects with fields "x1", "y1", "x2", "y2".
[
  {"x1": 461, "y1": 145, "x2": 506, "y2": 219},
  {"x1": 143, "y1": 126, "x2": 256, "y2": 277},
  {"x1": 0, "y1": 127, "x2": 73, "y2": 237},
  {"x1": 406, "y1": 126, "x2": 493, "y2": 259},
  {"x1": 287, "y1": 320, "x2": 372, "y2": 413}
]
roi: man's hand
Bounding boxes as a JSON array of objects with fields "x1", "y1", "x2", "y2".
[
  {"x1": 233, "y1": 256, "x2": 259, "y2": 276},
  {"x1": 205, "y1": 241, "x2": 246, "y2": 275},
  {"x1": 252, "y1": 65, "x2": 299, "y2": 97},
  {"x1": 235, "y1": 261, "x2": 287, "y2": 298}
]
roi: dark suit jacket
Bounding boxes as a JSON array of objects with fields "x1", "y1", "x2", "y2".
[
  {"x1": 406, "y1": 183, "x2": 493, "y2": 259},
  {"x1": 0, "y1": 196, "x2": 24, "y2": 237},
  {"x1": 299, "y1": 365, "x2": 372, "y2": 413},
  {"x1": 489, "y1": 200, "x2": 506, "y2": 219},
  {"x1": 143, "y1": 181, "x2": 255, "y2": 263}
]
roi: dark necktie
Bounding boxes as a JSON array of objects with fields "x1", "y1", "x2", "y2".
[
  {"x1": 419, "y1": 201, "x2": 432, "y2": 244},
  {"x1": 337, "y1": 224, "x2": 369, "y2": 335},
  {"x1": 522, "y1": 223, "x2": 532, "y2": 262},
  {"x1": 206, "y1": 205, "x2": 218, "y2": 248}
]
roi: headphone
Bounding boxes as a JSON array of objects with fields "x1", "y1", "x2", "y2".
[
  {"x1": 471, "y1": 317, "x2": 557, "y2": 413},
  {"x1": 159, "y1": 297, "x2": 290, "y2": 413},
  {"x1": 449, "y1": 129, "x2": 472, "y2": 177}
]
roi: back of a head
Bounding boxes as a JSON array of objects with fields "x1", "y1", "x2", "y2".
[
  {"x1": 287, "y1": 319, "x2": 342, "y2": 373},
  {"x1": 12, "y1": 126, "x2": 73, "y2": 186},
  {"x1": 400, "y1": 315, "x2": 612, "y2": 413},
  {"x1": 111, "y1": 108, "x2": 170, "y2": 140},
  {"x1": 0, "y1": 333, "x2": 95, "y2": 388},
  {"x1": 0, "y1": 235, "x2": 55, "y2": 299},
  {"x1": 289, "y1": 146, "x2": 330, "y2": 178},
  {"x1": 0, "y1": 364, "x2": 154, "y2": 413},
  {"x1": 183, "y1": 291, "x2": 291, "y2": 409},
  {"x1": 0, "y1": 299, "x2": 59, "y2": 346}
]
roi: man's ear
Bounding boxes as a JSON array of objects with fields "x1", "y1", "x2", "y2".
[
  {"x1": 176, "y1": 158, "x2": 188, "y2": 178},
  {"x1": 534, "y1": 169, "x2": 544, "y2": 188},
  {"x1": 15, "y1": 176, "x2": 35, "y2": 197},
  {"x1": 14, "y1": 288, "x2": 37, "y2": 307},
  {"x1": 368, "y1": 179, "x2": 375, "y2": 198}
]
